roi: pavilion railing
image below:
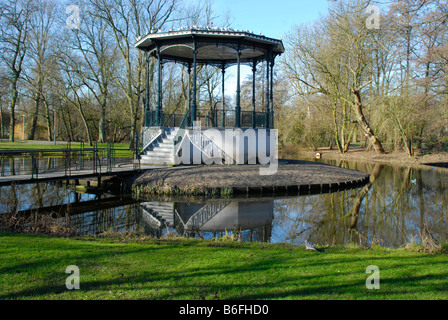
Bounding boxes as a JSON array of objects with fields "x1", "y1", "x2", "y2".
[{"x1": 145, "y1": 108, "x2": 274, "y2": 129}]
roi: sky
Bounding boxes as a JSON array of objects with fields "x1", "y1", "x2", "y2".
[
  {"x1": 212, "y1": 0, "x2": 331, "y2": 39},
  {"x1": 183, "y1": 0, "x2": 332, "y2": 96}
]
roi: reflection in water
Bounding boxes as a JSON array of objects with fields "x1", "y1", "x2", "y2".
[
  {"x1": 273, "y1": 160, "x2": 448, "y2": 248},
  {"x1": 1, "y1": 156, "x2": 448, "y2": 248},
  {"x1": 0, "y1": 182, "x2": 97, "y2": 213},
  {"x1": 59, "y1": 199, "x2": 275, "y2": 243}
]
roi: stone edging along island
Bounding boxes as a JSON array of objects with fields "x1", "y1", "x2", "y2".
[{"x1": 129, "y1": 160, "x2": 370, "y2": 197}]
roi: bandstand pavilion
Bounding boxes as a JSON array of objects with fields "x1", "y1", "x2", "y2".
[{"x1": 134, "y1": 26, "x2": 284, "y2": 165}]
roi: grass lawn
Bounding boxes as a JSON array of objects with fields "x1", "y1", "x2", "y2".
[{"x1": 0, "y1": 232, "x2": 447, "y2": 300}]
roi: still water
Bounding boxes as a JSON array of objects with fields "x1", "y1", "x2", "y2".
[{"x1": 1, "y1": 155, "x2": 447, "y2": 248}]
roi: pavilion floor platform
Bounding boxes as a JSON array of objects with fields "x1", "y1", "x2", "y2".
[{"x1": 129, "y1": 159, "x2": 370, "y2": 197}]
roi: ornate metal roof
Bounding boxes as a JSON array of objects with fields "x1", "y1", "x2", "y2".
[{"x1": 135, "y1": 27, "x2": 285, "y2": 66}]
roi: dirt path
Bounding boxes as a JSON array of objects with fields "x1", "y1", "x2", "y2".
[{"x1": 281, "y1": 145, "x2": 448, "y2": 168}]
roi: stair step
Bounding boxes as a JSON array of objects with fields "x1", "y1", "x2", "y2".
[
  {"x1": 141, "y1": 206, "x2": 174, "y2": 215},
  {"x1": 142, "y1": 153, "x2": 173, "y2": 159},
  {"x1": 153, "y1": 212, "x2": 174, "y2": 217},
  {"x1": 159, "y1": 217, "x2": 174, "y2": 221},
  {"x1": 157, "y1": 214, "x2": 174, "y2": 219},
  {"x1": 141, "y1": 127, "x2": 179, "y2": 165},
  {"x1": 142, "y1": 204, "x2": 173, "y2": 210},
  {"x1": 142, "y1": 150, "x2": 173, "y2": 158},
  {"x1": 147, "y1": 148, "x2": 174, "y2": 154},
  {"x1": 146, "y1": 152, "x2": 173, "y2": 158},
  {"x1": 142, "y1": 202, "x2": 174, "y2": 208},
  {"x1": 141, "y1": 157, "x2": 174, "y2": 164},
  {"x1": 140, "y1": 158, "x2": 175, "y2": 165},
  {"x1": 143, "y1": 211, "x2": 173, "y2": 216},
  {"x1": 153, "y1": 142, "x2": 174, "y2": 148},
  {"x1": 151, "y1": 145, "x2": 174, "y2": 150}
]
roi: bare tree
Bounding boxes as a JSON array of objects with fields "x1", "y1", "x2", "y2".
[
  {"x1": 283, "y1": 0, "x2": 385, "y2": 154},
  {"x1": 89, "y1": 0, "x2": 177, "y2": 147},
  {"x1": 68, "y1": 1, "x2": 117, "y2": 143},
  {"x1": 0, "y1": 71, "x2": 9, "y2": 138},
  {"x1": 0, "y1": 0, "x2": 34, "y2": 141},
  {"x1": 24, "y1": 0, "x2": 58, "y2": 140}
]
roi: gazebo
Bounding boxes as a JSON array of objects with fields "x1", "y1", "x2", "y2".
[{"x1": 134, "y1": 27, "x2": 284, "y2": 165}]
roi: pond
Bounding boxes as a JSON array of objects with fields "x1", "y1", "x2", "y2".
[{"x1": 1, "y1": 154, "x2": 447, "y2": 248}]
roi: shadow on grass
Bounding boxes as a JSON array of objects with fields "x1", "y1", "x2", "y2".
[{"x1": 1, "y1": 245, "x2": 447, "y2": 300}]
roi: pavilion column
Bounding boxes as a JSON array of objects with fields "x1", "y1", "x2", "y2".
[
  {"x1": 145, "y1": 52, "x2": 150, "y2": 127},
  {"x1": 265, "y1": 49, "x2": 271, "y2": 128},
  {"x1": 221, "y1": 64, "x2": 225, "y2": 128},
  {"x1": 270, "y1": 56, "x2": 274, "y2": 128},
  {"x1": 191, "y1": 39, "x2": 198, "y2": 126},
  {"x1": 252, "y1": 60, "x2": 257, "y2": 129},
  {"x1": 156, "y1": 45, "x2": 163, "y2": 126},
  {"x1": 235, "y1": 47, "x2": 242, "y2": 128},
  {"x1": 187, "y1": 63, "x2": 192, "y2": 124}
]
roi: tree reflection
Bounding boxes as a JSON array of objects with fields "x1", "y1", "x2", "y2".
[
  {"x1": 348, "y1": 163, "x2": 383, "y2": 240},
  {"x1": 274, "y1": 161, "x2": 448, "y2": 248}
]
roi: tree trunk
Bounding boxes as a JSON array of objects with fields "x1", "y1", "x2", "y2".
[
  {"x1": 352, "y1": 89, "x2": 386, "y2": 154},
  {"x1": 9, "y1": 82, "x2": 19, "y2": 142},
  {"x1": 129, "y1": 100, "x2": 138, "y2": 149},
  {"x1": 0, "y1": 104, "x2": 4, "y2": 138},
  {"x1": 79, "y1": 109, "x2": 92, "y2": 146},
  {"x1": 61, "y1": 104, "x2": 74, "y2": 142},
  {"x1": 98, "y1": 102, "x2": 106, "y2": 143},
  {"x1": 349, "y1": 163, "x2": 383, "y2": 230},
  {"x1": 403, "y1": 136, "x2": 413, "y2": 157},
  {"x1": 43, "y1": 98, "x2": 52, "y2": 141},
  {"x1": 28, "y1": 76, "x2": 43, "y2": 140}
]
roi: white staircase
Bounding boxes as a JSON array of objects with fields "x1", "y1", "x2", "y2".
[
  {"x1": 140, "y1": 201, "x2": 175, "y2": 227},
  {"x1": 140, "y1": 127, "x2": 179, "y2": 165}
]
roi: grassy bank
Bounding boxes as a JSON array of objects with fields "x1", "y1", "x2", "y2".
[
  {"x1": 279, "y1": 144, "x2": 448, "y2": 168},
  {"x1": 1, "y1": 232, "x2": 447, "y2": 300}
]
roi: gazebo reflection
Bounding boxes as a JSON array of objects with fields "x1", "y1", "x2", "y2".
[{"x1": 139, "y1": 199, "x2": 274, "y2": 242}]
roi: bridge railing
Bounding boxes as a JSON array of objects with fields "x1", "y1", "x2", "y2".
[{"x1": 0, "y1": 143, "x2": 130, "y2": 179}]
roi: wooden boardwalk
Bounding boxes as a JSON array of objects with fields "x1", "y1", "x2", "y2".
[{"x1": 0, "y1": 164, "x2": 158, "y2": 186}]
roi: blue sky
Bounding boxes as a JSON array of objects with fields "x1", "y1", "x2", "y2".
[
  {"x1": 184, "y1": 0, "x2": 332, "y2": 96},
  {"x1": 212, "y1": 0, "x2": 331, "y2": 39}
]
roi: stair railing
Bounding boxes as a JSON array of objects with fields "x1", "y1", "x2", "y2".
[
  {"x1": 187, "y1": 121, "x2": 235, "y2": 164},
  {"x1": 173, "y1": 115, "x2": 236, "y2": 165},
  {"x1": 174, "y1": 208, "x2": 186, "y2": 236},
  {"x1": 141, "y1": 127, "x2": 163, "y2": 153},
  {"x1": 173, "y1": 112, "x2": 190, "y2": 162},
  {"x1": 135, "y1": 116, "x2": 164, "y2": 156},
  {"x1": 185, "y1": 201, "x2": 232, "y2": 229}
]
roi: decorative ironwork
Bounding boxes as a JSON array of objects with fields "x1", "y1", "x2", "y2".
[
  {"x1": 144, "y1": 108, "x2": 271, "y2": 130},
  {"x1": 136, "y1": 28, "x2": 284, "y2": 67},
  {"x1": 188, "y1": 122, "x2": 234, "y2": 164},
  {"x1": 186, "y1": 200, "x2": 232, "y2": 229},
  {"x1": 137, "y1": 28, "x2": 283, "y2": 131}
]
